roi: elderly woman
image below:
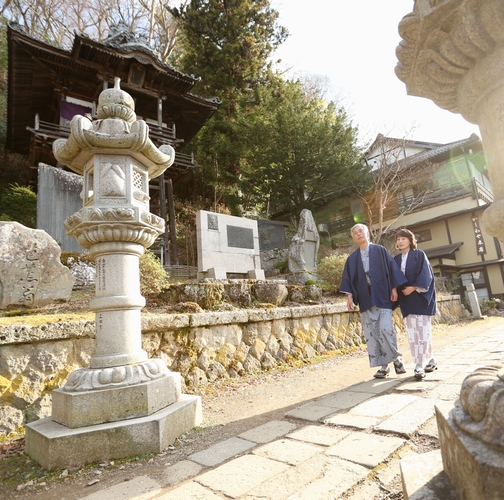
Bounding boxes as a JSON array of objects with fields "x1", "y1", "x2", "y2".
[{"x1": 394, "y1": 228, "x2": 438, "y2": 380}]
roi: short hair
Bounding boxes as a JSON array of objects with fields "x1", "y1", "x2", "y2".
[
  {"x1": 395, "y1": 228, "x2": 417, "y2": 250},
  {"x1": 351, "y1": 223, "x2": 369, "y2": 236}
]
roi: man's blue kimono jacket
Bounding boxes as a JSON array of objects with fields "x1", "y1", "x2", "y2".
[
  {"x1": 340, "y1": 243, "x2": 407, "y2": 313},
  {"x1": 394, "y1": 249, "x2": 437, "y2": 317}
]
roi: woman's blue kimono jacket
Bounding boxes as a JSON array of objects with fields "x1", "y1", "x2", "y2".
[{"x1": 394, "y1": 249, "x2": 437, "y2": 317}]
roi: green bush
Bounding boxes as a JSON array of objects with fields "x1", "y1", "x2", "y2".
[
  {"x1": 140, "y1": 249, "x2": 170, "y2": 296},
  {"x1": 0, "y1": 184, "x2": 37, "y2": 228},
  {"x1": 479, "y1": 298, "x2": 500, "y2": 314},
  {"x1": 317, "y1": 253, "x2": 348, "y2": 293}
]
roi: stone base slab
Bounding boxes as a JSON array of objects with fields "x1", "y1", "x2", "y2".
[
  {"x1": 25, "y1": 394, "x2": 202, "y2": 471},
  {"x1": 52, "y1": 372, "x2": 181, "y2": 428},
  {"x1": 400, "y1": 450, "x2": 458, "y2": 500},
  {"x1": 436, "y1": 402, "x2": 504, "y2": 500}
]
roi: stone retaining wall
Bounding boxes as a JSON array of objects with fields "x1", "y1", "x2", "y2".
[{"x1": 0, "y1": 296, "x2": 466, "y2": 436}]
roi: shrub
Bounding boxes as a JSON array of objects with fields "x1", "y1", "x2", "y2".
[
  {"x1": 140, "y1": 249, "x2": 170, "y2": 296},
  {"x1": 479, "y1": 298, "x2": 500, "y2": 315},
  {"x1": 317, "y1": 253, "x2": 348, "y2": 293},
  {"x1": 0, "y1": 184, "x2": 37, "y2": 227},
  {"x1": 275, "y1": 259, "x2": 288, "y2": 274}
]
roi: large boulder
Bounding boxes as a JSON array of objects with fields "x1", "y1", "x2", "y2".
[{"x1": 0, "y1": 222, "x2": 75, "y2": 308}]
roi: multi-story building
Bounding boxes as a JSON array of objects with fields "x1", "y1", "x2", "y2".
[{"x1": 321, "y1": 133, "x2": 502, "y2": 300}]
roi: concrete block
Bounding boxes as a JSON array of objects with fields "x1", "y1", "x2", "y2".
[
  {"x1": 25, "y1": 394, "x2": 201, "y2": 470},
  {"x1": 52, "y1": 372, "x2": 181, "y2": 428}
]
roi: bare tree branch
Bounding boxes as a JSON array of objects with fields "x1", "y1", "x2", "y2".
[
  {"x1": 2, "y1": 0, "x2": 181, "y2": 61},
  {"x1": 357, "y1": 135, "x2": 437, "y2": 244}
]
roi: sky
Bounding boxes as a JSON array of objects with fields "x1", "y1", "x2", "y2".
[{"x1": 270, "y1": 0, "x2": 480, "y2": 147}]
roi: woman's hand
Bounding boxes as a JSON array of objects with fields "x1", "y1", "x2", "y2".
[{"x1": 402, "y1": 286, "x2": 417, "y2": 296}]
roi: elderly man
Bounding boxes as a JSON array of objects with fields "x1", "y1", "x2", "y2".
[{"x1": 340, "y1": 224, "x2": 408, "y2": 378}]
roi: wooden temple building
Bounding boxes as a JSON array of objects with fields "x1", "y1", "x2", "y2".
[{"x1": 6, "y1": 22, "x2": 219, "y2": 265}]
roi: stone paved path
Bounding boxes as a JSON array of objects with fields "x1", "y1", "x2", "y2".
[{"x1": 72, "y1": 319, "x2": 504, "y2": 500}]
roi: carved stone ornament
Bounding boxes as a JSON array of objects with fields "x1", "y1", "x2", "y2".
[
  {"x1": 395, "y1": 0, "x2": 504, "y2": 122},
  {"x1": 53, "y1": 77, "x2": 175, "y2": 179},
  {"x1": 454, "y1": 364, "x2": 504, "y2": 451},
  {"x1": 63, "y1": 358, "x2": 169, "y2": 392}
]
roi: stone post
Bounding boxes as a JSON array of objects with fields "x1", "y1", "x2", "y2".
[
  {"x1": 396, "y1": 1, "x2": 504, "y2": 497},
  {"x1": 25, "y1": 78, "x2": 202, "y2": 470},
  {"x1": 465, "y1": 283, "x2": 483, "y2": 319}
]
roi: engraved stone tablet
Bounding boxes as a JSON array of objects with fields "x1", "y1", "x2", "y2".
[{"x1": 227, "y1": 225, "x2": 254, "y2": 249}]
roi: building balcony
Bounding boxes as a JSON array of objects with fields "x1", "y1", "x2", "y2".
[{"x1": 26, "y1": 116, "x2": 197, "y2": 179}]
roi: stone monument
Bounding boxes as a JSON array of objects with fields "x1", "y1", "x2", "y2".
[
  {"x1": 396, "y1": 1, "x2": 504, "y2": 498},
  {"x1": 0, "y1": 222, "x2": 75, "y2": 308},
  {"x1": 25, "y1": 78, "x2": 201, "y2": 470},
  {"x1": 196, "y1": 210, "x2": 265, "y2": 279},
  {"x1": 287, "y1": 209, "x2": 320, "y2": 285}
]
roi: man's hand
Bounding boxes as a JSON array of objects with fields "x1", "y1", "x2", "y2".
[
  {"x1": 390, "y1": 287, "x2": 398, "y2": 302},
  {"x1": 402, "y1": 286, "x2": 417, "y2": 296},
  {"x1": 346, "y1": 294, "x2": 354, "y2": 311}
]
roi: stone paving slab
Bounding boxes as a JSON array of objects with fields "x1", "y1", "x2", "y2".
[
  {"x1": 195, "y1": 454, "x2": 290, "y2": 498},
  {"x1": 375, "y1": 397, "x2": 438, "y2": 436},
  {"x1": 253, "y1": 438, "x2": 324, "y2": 465},
  {"x1": 400, "y1": 450, "x2": 458, "y2": 500},
  {"x1": 188, "y1": 437, "x2": 255, "y2": 467},
  {"x1": 346, "y1": 378, "x2": 400, "y2": 394},
  {"x1": 81, "y1": 475, "x2": 162, "y2": 499},
  {"x1": 417, "y1": 416, "x2": 439, "y2": 439},
  {"x1": 324, "y1": 413, "x2": 379, "y2": 429},
  {"x1": 241, "y1": 454, "x2": 368, "y2": 500},
  {"x1": 157, "y1": 481, "x2": 223, "y2": 499},
  {"x1": 285, "y1": 403, "x2": 341, "y2": 422},
  {"x1": 314, "y1": 390, "x2": 374, "y2": 409},
  {"x1": 284, "y1": 456, "x2": 370, "y2": 500},
  {"x1": 425, "y1": 383, "x2": 462, "y2": 401},
  {"x1": 162, "y1": 460, "x2": 203, "y2": 485},
  {"x1": 345, "y1": 393, "x2": 418, "y2": 418},
  {"x1": 238, "y1": 420, "x2": 298, "y2": 444},
  {"x1": 287, "y1": 424, "x2": 350, "y2": 446},
  {"x1": 326, "y1": 431, "x2": 405, "y2": 468},
  {"x1": 394, "y1": 379, "x2": 434, "y2": 392},
  {"x1": 424, "y1": 369, "x2": 461, "y2": 382},
  {"x1": 480, "y1": 354, "x2": 504, "y2": 362},
  {"x1": 447, "y1": 372, "x2": 471, "y2": 385}
]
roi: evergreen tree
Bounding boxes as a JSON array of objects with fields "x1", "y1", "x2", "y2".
[
  {"x1": 240, "y1": 78, "x2": 365, "y2": 223},
  {"x1": 169, "y1": 0, "x2": 287, "y2": 214}
]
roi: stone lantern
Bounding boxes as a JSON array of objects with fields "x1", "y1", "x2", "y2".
[
  {"x1": 396, "y1": 1, "x2": 504, "y2": 498},
  {"x1": 25, "y1": 78, "x2": 202, "y2": 470}
]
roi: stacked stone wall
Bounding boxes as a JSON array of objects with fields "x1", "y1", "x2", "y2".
[{"x1": 0, "y1": 296, "x2": 466, "y2": 435}]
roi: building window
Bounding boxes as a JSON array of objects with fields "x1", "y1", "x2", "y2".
[
  {"x1": 129, "y1": 63, "x2": 146, "y2": 87},
  {"x1": 416, "y1": 229, "x2": 432, "y2": 243},
  {"x1": 462, "y1": 270, "x2": 489, "y2": 300}
]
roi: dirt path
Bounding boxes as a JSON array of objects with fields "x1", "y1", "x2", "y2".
[{"x1": 5, "y1": 315, "x2": 504, "y2": 500}]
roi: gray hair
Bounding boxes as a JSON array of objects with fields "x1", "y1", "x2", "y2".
[{"x1": 351, "y1": 223, "x2": 370, "y2": 236}]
